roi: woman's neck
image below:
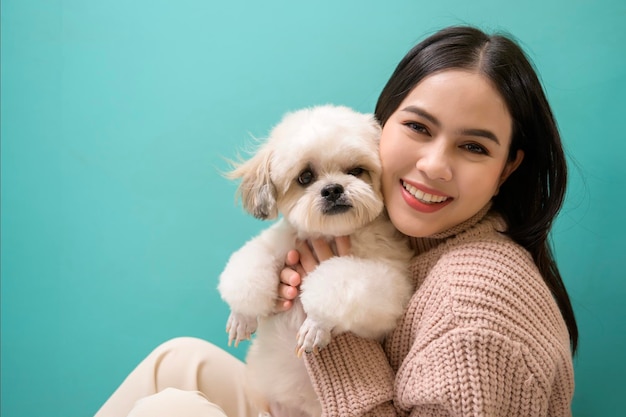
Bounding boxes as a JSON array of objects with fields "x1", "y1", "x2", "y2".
[{"x1": 408, "y1": 202, "x2": 493, "y2": 255}]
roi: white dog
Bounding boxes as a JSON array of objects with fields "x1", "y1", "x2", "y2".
[{"x1": 218, "y1": 105, "x2": 414, "y2": 417}]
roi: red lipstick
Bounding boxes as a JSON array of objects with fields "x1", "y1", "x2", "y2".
[{"x1": 399, "y1": 180, "x2": 452, "y2": 213}]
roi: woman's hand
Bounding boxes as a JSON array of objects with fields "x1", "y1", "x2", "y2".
[{"x1": 275, "y1": 236, "x2": 351, "y2": 312}]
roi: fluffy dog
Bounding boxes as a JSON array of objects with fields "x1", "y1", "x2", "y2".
[{"x1": 218, "y1": 105, "x2": 413, "y2": 417}]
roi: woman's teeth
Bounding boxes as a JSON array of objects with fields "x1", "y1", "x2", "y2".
[{"x1": 402, "y1": 181, "x2": 449, "y2": 204}]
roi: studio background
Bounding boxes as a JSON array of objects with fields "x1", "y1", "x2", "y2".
[{"x1": 2, "y1": 1, "x2": 624, "y2": 416}]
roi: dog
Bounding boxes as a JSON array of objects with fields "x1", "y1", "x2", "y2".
[{"x1": 217, "y1": 105, "x2": 414, "y2": 417}]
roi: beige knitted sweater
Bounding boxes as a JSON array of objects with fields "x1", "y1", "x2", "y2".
[{"x1": 304, "y1": 206, "x2": 574, "y2": 416}]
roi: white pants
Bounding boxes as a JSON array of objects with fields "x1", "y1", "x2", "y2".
[{"x1": 94, "y1": 337, "x2": 262, "y2": 417}]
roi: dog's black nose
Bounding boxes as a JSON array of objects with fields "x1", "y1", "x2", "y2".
[{"x1": 321, "y1": 184, "x2": 344, "y2": 201}]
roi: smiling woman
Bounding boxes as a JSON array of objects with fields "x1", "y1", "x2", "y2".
[
  {"x1": 372, "y1": 27, "x2": 577, "y2": 360},
  {"x1": 380, "y1": 70, "x2": 523, "y2": 236}
]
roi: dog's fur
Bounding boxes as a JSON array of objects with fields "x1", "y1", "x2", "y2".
[{"x1": 218, "y1": 105, "x2": 414, "y2": 417}]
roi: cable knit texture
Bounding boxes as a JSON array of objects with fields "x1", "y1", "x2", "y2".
[{"x1": 304, "y1": 207, "x2": 574, "y2": 417}]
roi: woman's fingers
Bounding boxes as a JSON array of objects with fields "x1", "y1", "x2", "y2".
[
  {"x1": 279, "y1": 268, "x2": 301, "y2": 295},
  {"x1": 275, "y1": 296, "x2": 293, "y2": 312},
  {"x1": 310, "y1": 238, "x2": 334, "y2": 262},
  {"x1": 301, "y1": 236, "x2": 352, "y2": 268},
  {"x1": 275, "y1": 237, "x2": 351, "y2": 313},
  {"x1": 276, "y1": 268, "x2": 300, "y2": 312},
  {"x1": 335, "y1": 236, "x2": 352, "y2": 256},
  {"x1": 285, "y1": 249, "x2": 300, "y2": 268},
  {"x1": 297, "y1": 241, "x2": 320, "y2": 273},
  {"x1": 285, "y1": 248, "x2": 307, "y2": 280},
  {"x1": 275, "y1": 249, "x2": 304, "y2": 313}
]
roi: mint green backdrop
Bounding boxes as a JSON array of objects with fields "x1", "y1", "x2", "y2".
[{"x1": 2, "y1": 1, "x2": 624, "y2": 416}]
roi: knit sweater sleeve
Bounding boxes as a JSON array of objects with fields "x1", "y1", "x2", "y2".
[
  {"x1": 304, "y1": 330, "x2": 552, "y2": 417},
  {"x1": 398, "y1": 328, "x2": 552, "y2": 417},
  {"x1": 304, "y1": 332, "x2": 398, "y2": 417}
]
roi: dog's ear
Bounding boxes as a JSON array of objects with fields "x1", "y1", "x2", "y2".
[{"x1": 227, "y1": 146, "x2": 278, "y2": 220}]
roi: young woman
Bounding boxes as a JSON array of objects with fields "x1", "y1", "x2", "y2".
[{"x1": 95, "y1": 25, "x2": 577, "y2": 417}]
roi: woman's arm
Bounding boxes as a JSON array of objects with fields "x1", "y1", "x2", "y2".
[
  {"x1": 303, "y1": 327, "x2": 552, "y2": 417},
  {"x1": 279, "y1": 238, "x2": 399, "y2": 416},
  {"x1": 398, "y1": 328, "x2": 554, "y2": 417},
  {"x1": 304, "y1": 332, "x2": 398, "y2": 417}
]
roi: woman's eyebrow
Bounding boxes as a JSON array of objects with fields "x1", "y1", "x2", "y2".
[
  {"x1": 459, "y1": 128, "x2": 500, "y2": 145},
  {"x1": 401, "y1": 105, "x2": 440, "y2": 127},
  {"x1": 401, "y1": 105, "x2": 501, "y2": 145}
]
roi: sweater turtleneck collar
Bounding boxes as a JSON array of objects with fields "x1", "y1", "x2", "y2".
[{"x1": 408, "y1": 201, "x2": 495, "y2": 255}]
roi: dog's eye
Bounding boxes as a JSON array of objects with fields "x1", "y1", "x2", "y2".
[
  {"x1": 297, "y1": 169, "x2": 314, "y2": 186},
  {"x1": 347, "y1": 167, "x2": 365, "y2": 177}
]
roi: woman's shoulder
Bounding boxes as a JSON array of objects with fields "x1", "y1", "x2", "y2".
[
  {"x1": 414, "y1": 212, "x2": 562, "y2": 329},
  {"x1": 419, "y1": 213, "x2": 568, "y2": 343}
]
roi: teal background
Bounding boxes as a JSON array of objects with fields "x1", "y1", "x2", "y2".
[{"x1": 2, "y1": 0, "x2": 625, "y2": 416}]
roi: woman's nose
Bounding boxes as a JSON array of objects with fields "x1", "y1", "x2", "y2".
[{"x1": 414, "y1": 143, "x2": 453, "y2": 181}]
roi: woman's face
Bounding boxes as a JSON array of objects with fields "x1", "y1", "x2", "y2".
[{"x1": 380, "y1": 70, "x2": 523, "y2": 238}]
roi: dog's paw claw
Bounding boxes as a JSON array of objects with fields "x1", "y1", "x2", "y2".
[
  {"x1": 296, "y1": 317, "x2": 331, "y2": 356},
  {"x1": 226, "y1": 312, "x2": 258, "y2": 347}
]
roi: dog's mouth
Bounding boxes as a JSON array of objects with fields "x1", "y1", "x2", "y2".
[{"x1": 322, "y1": 203, "x2": 353, "y2": 215}]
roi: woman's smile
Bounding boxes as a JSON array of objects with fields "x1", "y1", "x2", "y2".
[{"x1": 400, "y1": 180, "x2": 452, "y2": 213}]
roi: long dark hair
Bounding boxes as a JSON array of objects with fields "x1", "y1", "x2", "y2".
[{"x1": 375, "y1": 26, "x2": 578, "y2": 354}]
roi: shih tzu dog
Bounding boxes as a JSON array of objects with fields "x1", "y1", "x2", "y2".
[{"x1": 218, "y1": 105, "x2": 413, "y2": 417}]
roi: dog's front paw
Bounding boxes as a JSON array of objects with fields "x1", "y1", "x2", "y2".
[
  {"x1": 226, "y1": 311, "x2": 258, "y2": 347},
  {"x1": 296, "y1": 317, "x2": 331, "y2": 357}
]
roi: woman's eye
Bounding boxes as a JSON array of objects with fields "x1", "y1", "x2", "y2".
[
  {"x1": 347, "y1": 167, "x2": 365, "y2": 176},
  {"x1": 462, "y1": 143, "x2": 488, "y2": 155},
  {"x1": 297, "y1": 169, "x2": 314, "y2": 185},
  {"x1": 405, "y1": 122, "x2": 429, "y2": 135}
]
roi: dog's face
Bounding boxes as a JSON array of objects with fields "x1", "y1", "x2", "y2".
[{"x1": 230, "y1": 105, "x2": 384, "y2": 236}]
